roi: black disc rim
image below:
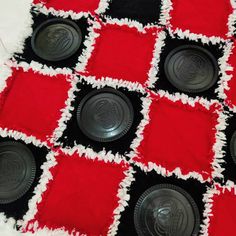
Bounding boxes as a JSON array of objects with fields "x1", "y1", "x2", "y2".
[
  {"x1": 0, "y1": 141, "x2": 36, "y2": 204},
  {"x1": 164, "y1": 45, "x2": 218, "y2": 93},
  {"x1": 77, "y1": 88, "x2": 134, "y2": 142},
  {"x1": 31, "y1": 18, "x2": 82, "y2": 62},
  {"x1": 134, "y1": 184, "x2": 200, "y2": 236}
]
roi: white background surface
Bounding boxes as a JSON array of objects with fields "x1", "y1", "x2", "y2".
[{"x1": 0, "y1": 0, "x2": 32, "y2": 64}]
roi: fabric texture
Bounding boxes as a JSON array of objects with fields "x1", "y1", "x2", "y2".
[{"x1": 0, "y1": 0, "x2": 235, "y2": 236}]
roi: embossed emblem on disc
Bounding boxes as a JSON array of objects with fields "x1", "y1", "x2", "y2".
[
  {"x1": 134, "y1": 184, "x2": 200, "y2": 236},
  {"x1": 164, "y1": 45, "x2": 218, "y2": 93},
  {"x1": 31, "y1": 18, "x2": 82, "y2": 61},
  {"x1": 77, "y1": 88, "x2": 134, "y2": 142},
  {"x1": 0, "y1": 141, "x2": 36, "y2": 204}
]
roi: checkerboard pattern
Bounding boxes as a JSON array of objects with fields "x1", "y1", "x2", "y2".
[{"x1": 1, "y1": 0, "x2": 236, "y2": 235}]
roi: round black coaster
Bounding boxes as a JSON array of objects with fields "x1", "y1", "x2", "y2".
[
  {"x1": 31, "y1": 19, "x2": 82, "y2": 62},
  {"x1": 0, "y1": 141, "x2": 36, "y2": 204},
  {"x1": 134, "y1": 184, "x2": 200, "y2": 236},
  {"x1": 230, "y1": 131, "x2": 236, "y2": 164},
  {"x1": 164, "y1": 45, "x2": 218, "y2": 93},
  {"x1": 77, "y1": 88, "x2": 134, "y2": 142}
]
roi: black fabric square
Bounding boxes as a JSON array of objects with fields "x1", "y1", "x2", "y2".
[
  {"x1": 104, "y1": 0, "x2": 162, "y2": 25},
  {"x1": 0, "y1": 137, "x2": 48, "y2": 220},
  {"x1": 152, "y1": 31, "x2": 224, "y2": 100},
  {"x1": 117, "y1": 166, "x2": 207, "y2": 236},
  {"x1": 220, "y1": 110, "x2": 236, "y2": 184},
  {"x1": 57, "y1": 81, "x2": 144, "y2": 156},
  {"x1": 14, "y1": 10, "x2": 89, "y2": 70}
]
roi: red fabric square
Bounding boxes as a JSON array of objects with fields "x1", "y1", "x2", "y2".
[
  {"x1": 208, "y1": 187, "x2": 236, "y2": 236},
  {"x1": 170, "y1": 0, "x2": 233, "y2": 38},
  {"x1": 134, "y1": 95, "x2": 219, "y2": 180},
  {"x1": 33, "y1": 0, "x2": 100, "y2": 14},
  {"x1": 225, "y1": 41, "x2": 236, "y2": 108},
  {"x1": 30, "y1": 153, "x2": 128, "y2": 235},
  {"x1": 83, "y1": 24, "x2": 158, "y2": 85},
  {"x1": 0, "y1": 68, "x2": 70, "y2": 142}
]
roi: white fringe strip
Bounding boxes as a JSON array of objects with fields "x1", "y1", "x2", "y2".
[
  {"x1": 75, "y1": 19, "x2": 101, "y2": 73},
  {"x1": 24, "y1": 227, "x2": 85, "y2": 236},
  {"x1": 128, "y1": 95, "x2": 152, "y2": 159},
  {"x1": 200, "y1": 185, "x2": 220, "y2": 236},
  {"x1": 61, "y1": 142, "x2": 122, "y2": 165},
  {"x1": 216, "y1": 40, "x2": 234, "y2": 102},
  {"x1": 0, "y1": 212, "x2": 85, "y2": 236},
  {"x1": 227, "y1": 0, "x2": 236, "y2": 37},
  {"x1": 8, "y1": 60, "x2": 73, "y2": 77},
  {"x1": 159, "y1": 0, "x2": 173, "y2": 26},
  {"x1": 146, "y1": 30, "x2": 166, "y2": 88},
  {"x1": 103, "y1": 17, "x2": 153, "y2": 32},
  {"x1": 168, "y1": 27, "x2": 226, "y2": 45},
  {"x1": 107, "y1": 167, "x2": 135, "y2": 236},
  {"x1": 78, "y1": 75, "x2": 146, "y2": 94},
  {"x1": 20, "y1": 151, "x2": 58, "y2": 230},
  {"x1": 95, "y1": 0, "x2": 111, "y2": 14},
  {"x1": 211, "y1": 107, "x2": 228, "y2": 180},
  {"x1": 0, "y1": 127, "x2": 48, "y2": 148},
  {"x1": 32, "y1": 3, "x2": 89, "y2": 20},
  {"x1": 133, "y1": 161, "x2": 211, "y2": 183},
  {"x1": 154, "y1": 90, "x2": 217, "y2": 109},
  {"x1": 50, "y1": 75, "x2": 78, "y2": 143}
]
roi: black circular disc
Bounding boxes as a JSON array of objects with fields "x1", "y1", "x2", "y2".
[
  {"x1": 0, "y1": 141, "x2": 36, "y2": 204},
  {"x1": 31, "y1": 18, "x2": 82, "y2": 62},
  {"x1": 164, "y1": 45, "x2": 218, "y2": 93},
  {"x1": 134, "y1": 184, "x2": 200, "y2": 236},
  {"x1": 230, "y1": 131, "x2": 236, "y2": 164},
  {"x1": 77, "y1": 88, "x2": 134, "y2": 142}
]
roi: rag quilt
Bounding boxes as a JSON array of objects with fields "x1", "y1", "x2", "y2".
[{"x1": 0, "y1": 0, "x2": 236, "y2": 236}]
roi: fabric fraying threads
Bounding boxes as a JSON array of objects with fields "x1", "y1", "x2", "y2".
[{"x1": 108, "y1": 166, "x2": 135, "y2": 236}]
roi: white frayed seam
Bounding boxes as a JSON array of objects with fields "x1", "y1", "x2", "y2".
[
  {"x1": 76, "y1": 19, "x2": 101, "y2": 73},
  {"x1": 216, "y1": 41, "x2": 234, "y2": 102},
  {"x1": 132, "y1": 161, "x2": 210, "y2": 183},
  {"x1": 155, "y1": 90, "x2": 218, "y2": 110},
  {"x1": 128, "y1": 95, "x2": 152, "y2": 159},
  {"x1": 32, "y1": 3, "x2": 89, "y2": 20},
  {"x1": 200, "y1": 186, "x2": 220, "y2": 236},
  {"x1": 8, "y1": 60, "x2": 73, "y2": 77},
  {"x1": 103, "y1": 17, "x2": 153, "y2": 32},
  {"x1": 108, "y1": 166, "x2": 135, "y2": 236},
  {"x1": 227, "y1": 0, "x2": 236, "y2": 37},
  {"x1": 159, "y1": 0, "x2": 173, "y2": 26},
  {"x1": 78, "y1": 74, "x2": 146, "y2": 94},
  {"x1": 95, "y1": 0, "x2": 111, "y2": 14},
  {"x1": 20, "y1": 152, "x2": 58, "y2": 230},
  {"x1": 168, "y1": 27, "x2": 226, "y2": 45},
  {"x1": 210, "y1": 106, "x2": 228, "y2": 180},
  {"x1": 146, "y1": 30, "x2": 166, "y2": 88},
  {"x1": 50, "y1": 75, "x2": 78, "y2": 143},
  {"x1": 0, "y1": 127, "x2": 48, "y2": 148}
]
